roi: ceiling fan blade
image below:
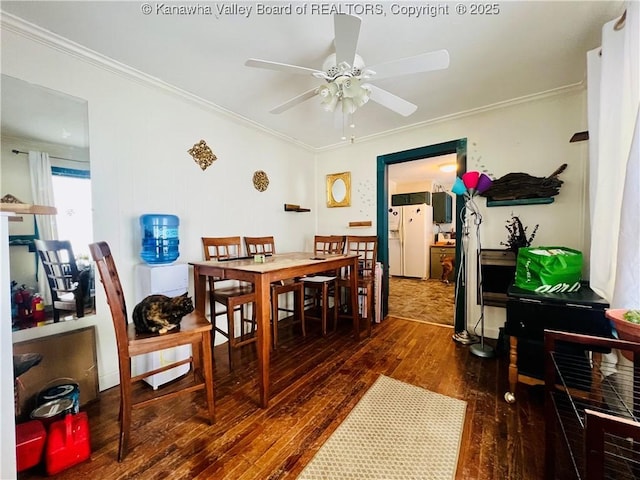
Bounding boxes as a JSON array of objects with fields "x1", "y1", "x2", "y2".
[
  {"x1": 369, "y1": 50, "x2": 450, "y2": 81},
  {"x1": 334, "y1": 14, "x2": 361, "y2": 66},
  {"x1": 245, "y1": 58, "x2": 323, "y2": 76},
  {"x1": 270, "y1": 88, "x2": 318, "y2": 114},
  {"x1": 368, "y1": 84, "x2": 417, "y2": 117}
]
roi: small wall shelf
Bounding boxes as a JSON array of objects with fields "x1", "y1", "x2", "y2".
[
  {"x1": 284, "y1": 204, "x2": 310, "y2": 212},
  {"x1": 486, "y1": 197, "x2": 554, "y2": 207},
  {"x1": 0, "y1": 203, "x2": 57, "y2": 214},
  {"x1": 349, "y1": 221, "x2": 372, "y2": 228}
]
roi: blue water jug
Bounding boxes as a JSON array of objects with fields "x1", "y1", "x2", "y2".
[{"x1": 140, "y1": 214, "x2": 180, "y2": 265}]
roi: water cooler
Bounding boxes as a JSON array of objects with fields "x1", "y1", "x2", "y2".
[{"x1": 133, "y1": 263, "x2": 191, "y2": 389}]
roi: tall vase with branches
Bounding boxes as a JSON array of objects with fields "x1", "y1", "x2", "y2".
[{"x1": 501, "y1": 214, "x2": 539, "y2": 252}]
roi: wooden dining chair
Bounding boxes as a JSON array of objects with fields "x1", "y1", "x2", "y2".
[
  {"x1": 244, "y1": 236, "x2": 305, "y2": 349},
  {"x1": 202, "y1": 236, "x2": 256, "y2": 369},
  {"x1": 34, "y1": 239, "x2": 94, "y2": 322},
  {"x1": 89, "y1": 241, "x2": 214, "y2": 462},
  {"x1": 335, "y1": 235, "x2": 378, "y2": 337},
  {"x1": 302, "y1": 235, "x2": 345, "y2": 337}
]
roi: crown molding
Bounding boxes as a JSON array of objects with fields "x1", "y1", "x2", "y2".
[
  {"x1": 316, "y1": 82, "x2": 586, "y2": 153},
  {"x1": 1, "y1": 11, "x2": 315, "y2": 153}
]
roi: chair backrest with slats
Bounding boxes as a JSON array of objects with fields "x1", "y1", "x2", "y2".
[
  {"x1": 202, "y1": 236, "x2": 244, "y2": 260},
  {"x1": 89, "y1": 242, "x2": 129, "y2": 355},
  {"x1": 34, "y1": 239, "x2": 80, "y2": 300},
  {"x1": 345, "y1": 235, "x2": 378, "y2": 279},
  {"x1": 244, "y1": 236, "x2": 276, "y2": 255},
  {"x1": 202, "y1": 236, "x2": 247, "y2": 290},
  {"x1": 314, "y1": 235, "x2": 345, "y2": 256}
]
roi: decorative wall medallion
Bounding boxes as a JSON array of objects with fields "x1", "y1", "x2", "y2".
[
  {"x1": 188, "y1": 139, "x2": 217, "y2": 171},
  {"x1": 253, "y1": 170, "x2": 269, "y2": 192}
]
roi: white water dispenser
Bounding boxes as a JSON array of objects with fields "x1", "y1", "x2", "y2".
[{"x1": 134, "y1": 263, "x2": 191, "y2": 389}]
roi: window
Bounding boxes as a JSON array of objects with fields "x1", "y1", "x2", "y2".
[{"x1": 51, "y1": 167, "x2": 92, "y2": 259}]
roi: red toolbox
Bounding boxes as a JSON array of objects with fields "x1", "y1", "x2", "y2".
[
  {"x1": 16, "y1": 420, "x2": 46, "y2": 472},
  {"x1": 45, "y1": 412, "x2": 91, "y2": 475}
]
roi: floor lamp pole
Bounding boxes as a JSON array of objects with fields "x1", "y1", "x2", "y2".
[
  {"x1": 468, "y1": 201, "x2": 495, "y2": 358},
  {"x1": 452, "y1": 199, "x2": 479, "y2": 346}
]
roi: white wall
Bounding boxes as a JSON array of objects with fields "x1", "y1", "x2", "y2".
[
  {"x1": 316, "y1": 89, "x2": 590, "y2": 339},
  {"x1": 394, "y1": 180, "x2": 433, "y2": 194},
  {"x1": 3, "y1": 24, "x2": 316, "y2": 394}
]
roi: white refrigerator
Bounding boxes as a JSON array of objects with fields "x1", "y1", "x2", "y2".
[
  {"x1": 388, "y1": 204, "x2": 433, "y2": 278},
  {"x1": 134, "y1": 263, "x2": 192, "y2": 389}
]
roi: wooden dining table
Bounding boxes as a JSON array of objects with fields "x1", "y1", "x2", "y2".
[{"x1": 190, "y1": 252, "x2": 361, "y2": 408}]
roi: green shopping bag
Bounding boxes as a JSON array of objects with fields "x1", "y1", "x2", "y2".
[{"x1": 515, "y1": 246, "x2": 583, "y2": 293}]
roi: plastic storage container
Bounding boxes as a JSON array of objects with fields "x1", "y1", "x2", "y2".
[
  {"x1": 140, "y1": 214, "x2": 180, "y2": 265},
  {"x1": 16, "y1": 420, "x2": 46, "y2": 472},
  {"x1": 45, "y1": 412, "x2": 91, "y2": 475}
]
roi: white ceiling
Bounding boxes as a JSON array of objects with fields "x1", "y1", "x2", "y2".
[
  {"x1": 389, "y1": 153, "x2": 457, "y2": 185},
  {"x1": 0, "y1": 1, "x2": 624, "y2": 151}
]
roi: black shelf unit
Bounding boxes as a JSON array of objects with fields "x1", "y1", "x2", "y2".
[{"x1": 504, "y1": 284, "x2": 610, "y2": 402}]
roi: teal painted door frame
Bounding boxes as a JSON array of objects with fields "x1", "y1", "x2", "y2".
[{"x1": 376, "y1": 139, "x2": 467, "y2": 332}]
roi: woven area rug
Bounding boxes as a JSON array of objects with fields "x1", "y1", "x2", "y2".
[{"x1": 297, "y1": 375, "x2": 466, "y2": 480}]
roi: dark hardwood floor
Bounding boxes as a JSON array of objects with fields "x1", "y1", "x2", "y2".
[{"x1": 18, "y1": 317, "x2": 557, "y2": 480}]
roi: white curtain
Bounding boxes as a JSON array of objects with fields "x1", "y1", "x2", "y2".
[
  {"x1": 29, "y1": 150, "x2": 58, "y2": 305},
  {"x1": 588, "y1": 3, "x2": 640, "y2": 308}
]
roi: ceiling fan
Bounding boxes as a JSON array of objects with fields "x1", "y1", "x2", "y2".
[{"x1": 245, "y1": 13, "x2": 450, "y2": 119}]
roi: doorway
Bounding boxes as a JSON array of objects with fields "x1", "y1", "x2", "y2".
[
  {"x1": 376, "y1": 139, "x2": 467, "y2": 332},
  {"x1": 387, "y1": 154, "x2": 457, "y2": 325}
]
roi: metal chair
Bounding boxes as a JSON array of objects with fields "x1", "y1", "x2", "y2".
[
  {"x1": 202, "y1": 236, "x2": 256, "y2": 369},
  {"x1": 34, "y1": 239, "x2": 93, "y2": 322},
  {"x1": 89, "y1": 241, "x2": 214, "y2": 461},
  {"x1": 244, "y1": 236, "x2": 305, "y2": 349}
]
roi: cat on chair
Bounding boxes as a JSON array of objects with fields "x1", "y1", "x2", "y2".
[
  {"x1": 440, "y1": 256, "x2": 454, "y2": 285},
  {"x1": 132, "y1": 292, "x2": 194, "y2": 334}
]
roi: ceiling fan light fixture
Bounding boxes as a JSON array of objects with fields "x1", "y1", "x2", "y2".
[
  {"x1": 439, "y1": 163, "x2": 456, "y2": 173},
  {"x1": 343, "y1": 78, "x2": 371, "y2": 104},
  {"x1": 245, "y1": 12, "x2": 451, "y2": 141},
  {"x1": 341, "y1": 97, "x2": 357, "y2": 114},
  {"x1": 319, "y1": 83, "x2": 339, "y2": 112},
  {"x1": 319, "y1": 76, "x2": 371, "y2": 115}
]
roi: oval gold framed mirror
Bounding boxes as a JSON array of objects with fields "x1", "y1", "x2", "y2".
[{"x1": 326, "y1": 172, "x2": 351, "y2": 208}]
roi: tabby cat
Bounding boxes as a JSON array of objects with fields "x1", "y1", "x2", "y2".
[{"x1": 132, "y1": 292, "x2": 194, "y2": 334}]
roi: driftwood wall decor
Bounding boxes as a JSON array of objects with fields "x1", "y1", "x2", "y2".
[{"x1": 480, "y1": 164, "x2": 567, "y2": 201}]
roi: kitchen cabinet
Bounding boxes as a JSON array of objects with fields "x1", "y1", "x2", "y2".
[
  {"x1": 391, "y1": 191, "x2": 431, "y2": 206},
  {"x1": 432, "y1": 192, "x2": 452, "y2": 223},
  {"x1": 430, "y1": 245, "x2": 455, "y2": 280}
]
